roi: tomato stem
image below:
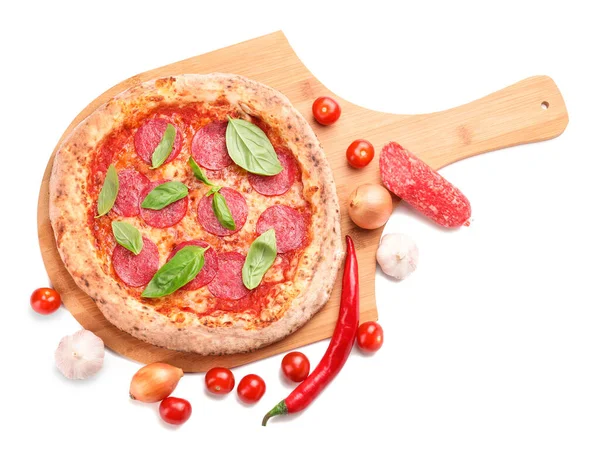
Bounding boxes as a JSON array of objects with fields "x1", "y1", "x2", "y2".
[{"x1": 262, "y1": 400, "x2": 287, "y2": 426}]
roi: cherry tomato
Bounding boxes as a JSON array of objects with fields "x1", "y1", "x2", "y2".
[
  {"x1": 356, "y1": 321, "x2": 384, "y2": 353},
  {"x1": 205, "y1": 367, "x2": 235, "y2": 394},
  {"x1": 346, "y1": 140, "x2": 375, "y2": 168},
  {"x1": 237, "y1": 374, "x2": 266, "y2": 404},
  {"x1": 30, "y1": 287, "x2": 61, "y2": 315},
  {"x1": 312, "y1": 96, "x2": 341, "y2": 126},
  {"x1": 159, "y1": 397, "x2": 192, "y2": 425},
  {"x1": 281, "y1": 351, "x2": 310, "y2": 382}
]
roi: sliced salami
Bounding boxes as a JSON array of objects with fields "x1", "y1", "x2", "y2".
[
  {"x1": 207, "y1": 252, "x2": 249, "y2": 300},
  {"x1": 248, "y1": 149, "x2": 298, "y2": 196},
  {"x1": 197, "y1": 187, "x2": 248, "y2": 236},
  {"x1": 140, "y1": 180, "x2": 188, "y2": 228},
  {"x1": 112, "y1": 237, "x2": 159, "y2": 287},
  {"x1": 256, "y1": 205, "x2": 307, "y2": 253},
  {"x1": 167, "y1": 240, "x2": 218, "y2": 290},
  {"x1": 134, "y1": 118, "x2": 183, "y2": 165},
  {"x1": 191, "y1": 121, "x2": 232, "y2": 170},
  {"x1": 380, "y1": 142, "x2": 471, "y2": 228},
  {"x1": 113, "y1": 168, "x2": 150, "y2": 217}
]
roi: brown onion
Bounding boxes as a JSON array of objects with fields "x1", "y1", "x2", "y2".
[
  {"x1": 129, "y1": 362, "x2": 184, "y2": 403},
  {"x1": 348, "y1": 184, "x2": 393, "y2": 229}
]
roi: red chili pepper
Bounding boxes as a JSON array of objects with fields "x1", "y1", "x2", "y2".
[{"x1": 262, "y1": 235, "x2": 359, "y2": 425}]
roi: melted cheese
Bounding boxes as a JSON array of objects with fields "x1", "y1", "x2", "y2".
[{"x1": 90, "y1": 103, "x2": 311, "y2": 329}]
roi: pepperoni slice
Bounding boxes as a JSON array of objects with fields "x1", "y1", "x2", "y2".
[
  {"x1": 140, "y1": 180, "x2": 188, "y2": 228},
  {"x1": 207, "y1": 252, "x2": 249, "y2": 300},
  {"x1": 256, "y1": 205, "x2": 307, "y2": 253},
  {"x1": 112, "y1": 237, "x2": 159, "y2": 287},
  {"x1": 167, "y1": 240, "x2": 218, "y2": 290},
  {"x1": 248, "y1": 149, "x2": 298, "y2": 196},
  {"x1": 113, "y1": 168, "x2": 150, "y2": 217},
  {"x1": 197, "y1": 187, "x2": 248, "y2": 236},
  {"x1": 134, "y1": 118, "x2": 183, "y2": 165},
  {"x1": 191, "y1": 121, "x2": 232, "y2": 170}
]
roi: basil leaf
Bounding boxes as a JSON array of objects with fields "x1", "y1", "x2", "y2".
[
  {"x1": 111, "y1": 221, "x2": 143, "y2": 255},
  {"x1": 242, "y1": 229, "x2": 277, "y2": 290},
  {"x1": 188, "y1": 157, "x2": 215, "y2": 186},
  {"x1": 150, "y1": 123, "x2": 176, "y2": 169},
  {"x1": 212, "y1": 190, "x2": 236, "y2": 230},
  {"x1": 96, "y1": 164, "x2": 119, "y2": 217},
  {"x1": 225, "y1": 117, "x2": 283, "y2": 176},
  {"x1": 142, "y1": 246, "x2": 207, "y2": 298},
  {"x1": 141, "y1": 181, "x2": 188, "y2": 210},
  {"x1": 206, "y1": 185, "x2": 221, "y2": 197}
]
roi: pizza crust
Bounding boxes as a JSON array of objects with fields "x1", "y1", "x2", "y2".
[{"x1": 49, "y1": 74, "x2": 343, "y2": 355}]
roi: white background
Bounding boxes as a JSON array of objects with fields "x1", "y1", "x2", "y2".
[{"x1": 1, "y1": 1, "x2": 598, "y2": 455}]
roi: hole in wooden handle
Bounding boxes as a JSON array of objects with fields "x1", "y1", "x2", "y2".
[{"x1": 541, "y1": 101, "x2": 549, "y2": 110}]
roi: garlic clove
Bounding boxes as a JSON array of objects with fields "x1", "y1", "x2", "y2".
[
  {"x1": 55, "y1": 329, "x2": 105, "y2": 380},
  {"x1": 376, "y1": 233, "x2": 419, "y2": 280}
]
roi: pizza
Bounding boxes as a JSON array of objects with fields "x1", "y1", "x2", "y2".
[{"x1": 49, "y1": 73, "x2": 342, "y2": 355}]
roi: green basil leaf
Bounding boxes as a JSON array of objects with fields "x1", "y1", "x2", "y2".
[
  {"x1": 212, "y1": 190, "x2": 236, "y2": 230},
  {"x1": 150, "y1": 123, "x2": 176, "y2": 169},
  {"x1": 141, "y1": 181, "x2": 188, "y2": 210},
  {"x1": 242, "y1": 229, "x2": 277, "y2": 290},
  {"x1": 111, "y1": 221, "x2": 143, "y2": 255},
  {"x1": 225, "y1": 117, "x2": 283, "y2": 176},
  {"x1": 96, "y1": 164, "x2": 119, "y2": 217},
  {"x1": 142, "y1": 246, "x2": 207, "y2": 298},
  {"x1": 188, "y1": 157, "x2": 215, "y2": 186},
  {"x1": 206, "y1": 185, "x2": 221, "y2": 197}
]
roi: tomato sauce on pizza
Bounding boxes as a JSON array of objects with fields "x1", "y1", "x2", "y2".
[{"x1": 88, "y1": 101, "x2": 311, "y2": 328}]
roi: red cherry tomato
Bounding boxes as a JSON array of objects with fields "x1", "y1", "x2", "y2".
[
  {"x1": 30, "y1": 288, "x2": 61, "y2": 315},
  {"x1": 346, "y1": 140, "x2": 375, "y2": 168},
  {"x1": 356, "y1": 321, "x2": 384, "y2": 353},
  {"x1": 159, "y1": 397, "x2": 192, "y2": 425},
  {"x1": 237, "y1": 374, "x2": 266, "y2": 404},
  {"x1": 312, "y1": 96, "x2": 341, "y2": 126},
  {"x1": 281, "y1": 351, "x2": 310, "y2": 382},
  {"x1": 205, "y1": 367, "x2": 235, "y2": 394}
]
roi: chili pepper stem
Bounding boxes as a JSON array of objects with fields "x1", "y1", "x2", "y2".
[{"x1": 262, "y1": 400, "x2": 288, "y2": 426}]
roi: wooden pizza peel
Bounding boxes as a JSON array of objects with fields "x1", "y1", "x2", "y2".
[{"x1": 37, "y1": 31, "x2": 568, "y2": 371}]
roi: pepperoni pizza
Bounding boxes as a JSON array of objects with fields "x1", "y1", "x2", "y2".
[{"x1": 49, "y1": 74, "x2": 342, "y2": 355}]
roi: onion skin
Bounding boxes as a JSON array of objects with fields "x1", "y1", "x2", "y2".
[
  {"x1": 348, "y1": 184, "x2": 393, "y2": 229},
  {"x1": 129, "y1": 362, "x2": 184, "y2": 403}
]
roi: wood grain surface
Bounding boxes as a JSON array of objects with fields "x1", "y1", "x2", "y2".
[{"x1": 37, "y1": 31, "x2": 569, "y2": 371}]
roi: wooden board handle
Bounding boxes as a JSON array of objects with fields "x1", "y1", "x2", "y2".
[{"x1": 398, "y1": 76, "x2": 569, "y2": 169}]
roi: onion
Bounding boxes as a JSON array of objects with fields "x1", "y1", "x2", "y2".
[
  {"x1": 129, "y1": 362, "x2": 184, "y2": 403},
  {"x1": 348, "y1": 184, "x2": 393, "y2": 229}
]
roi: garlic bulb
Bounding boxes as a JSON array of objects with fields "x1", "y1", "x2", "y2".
[
  {"x1": 376, "y1": 233, "x2": 419, "y2": 280},
  {"x1": 55, "y1": 329, "x2": 105, "y2": 380}
]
